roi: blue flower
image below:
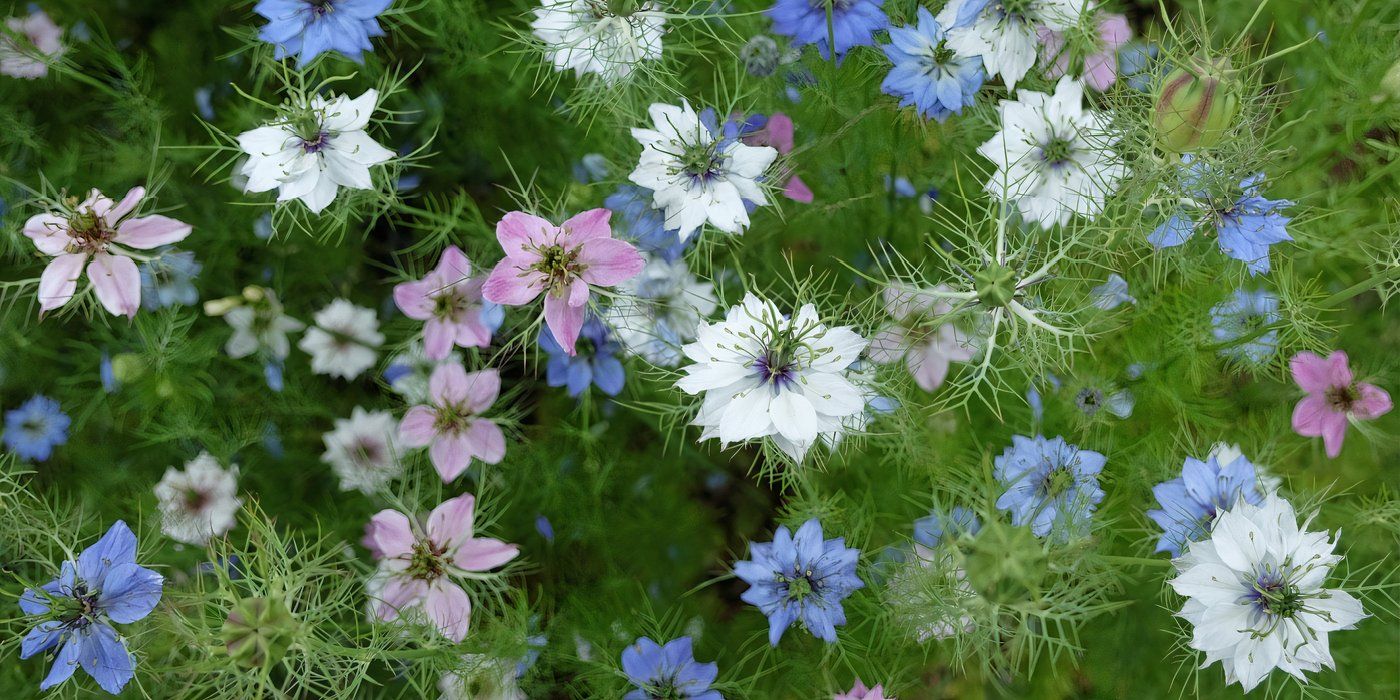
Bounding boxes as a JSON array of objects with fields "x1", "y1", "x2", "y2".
[
  {"x1": 605, "y1": 185, "x2": 688, "y2": 262},
  {"x1": 139, "y1": 250, "x2": 202, "y2": 310},
  {"x1": 620, "y1": 636, "x2": 721, "y2": 700},
  {"x1": 1117, "y1": 41, "x2": 1164, "y2": 93},
  {"x1": 768, "y1": 0, "x2": 889, "y2": 61},
  {"x1": 1146, "y1": 454, "x2": 1264, "y2": 556},
  {"x1": 1211, "y1": 288, "x2": 1279, "y2": 363},
  {"x1": 734, "y1": 518, "x2": 864, "y2": 646},
  {"x1": 880, "y1": 7, "x2": 983, "y2": 122},
  {"x1": 254, "y1": 0, "x2": 392, "y2": 66},
  {"x1": 19, "y1": 521, "x2": 163, "y2": 694},
  {"x1": 4, "y1": 395, "x2": 70, "y2": 462},
  {"x1": 100, "y1": 353, "x2": 119, "y2": 394},
  {"x1": 539, "y1": 316, "x2": 625, "y2": 398},
  {"x1": 1149, "y1": 158, "x2": 1294, "y2": 275},
  {"x1": 1090, "y1": 273, "x2": 1136, "y2": 310},
  {"x1": 913, "y1": 506, "x2": 981, "y2": 548},
  {"x1": 994, "y1": 435, "x2": 1105, "y2": 539}
]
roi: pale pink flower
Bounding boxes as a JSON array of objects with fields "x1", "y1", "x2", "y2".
[
  {"x1": 1, "y1": 10, "x2": 64, "y2": 79},
  {"x1": 481, "y1": 208, "x2": 644, "y2": 355},
  {"x1": 835, "y1": 679, "x2": 893, "y2": 700},
  {"x1": 365, "y1": 493, "x2": 520, "y2": 642},
  {"x1": 1290, "y1": 350, "x2": 1391, "y2": 458},
  {"x1": 23, "y1": 187, "x2": 192, "y2": 318},
  {"x1": 1037, "y1": 14, "x2": 1131, "y2": 91},
  {"x1": 868, "y1": 283, "x2": 975, "y2": 392},
  {"x1": 741, "y1": 112, "x2": 813, "y2": 203},
  {"x1": 399, "y1": 364, "x2": 506, "y2": 482},
  {"x1": 394, "y1": 245, "x2": 493, "y2": 360}
]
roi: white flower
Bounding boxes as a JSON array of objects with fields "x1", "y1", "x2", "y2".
[
  {"x1": 605, "y1": 255, "x2": 718, "y2": 366},
  {"x1": 321, "y1": 407, "x2": 403, "y2": 494},
  {"x1": 438, "y1": 655, "x2": 526, "y2": 700},
  {"x1": 977, "y1": 76, "x2": 1126, "y2": 228},
  {"x1": 214, "y1": 289, "x2": 304, "y2": 360},
  {"x1": 676, "y1": 293, "x2": 868, "y2": 461},
  {"x1": 1169, "y1": 495, "x2": 1367, "y2": 692},
  {"x1": 945, "y1": 0, "x2": 1082, "y2": 90},
  {"x1": 237, "y1": 89, "x2": 395, "y2": 214},
  {"x1": 531, "y1": 0, "x2": 665, "y2": 81},
  {"x1": 629, "y1": 101, "x2": 778, "y2": 241},
  {"x1": 154, "y1": 452, "x2": 241, "y2": 545},
  {"x1": 298, "y1": 299, "x2": 384, "y2": 380}
]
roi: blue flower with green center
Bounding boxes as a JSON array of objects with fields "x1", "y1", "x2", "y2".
[
  {"x1": 768, "y1": 0, "x2": 889, "y2": 61},
  {"x1": 880, "y1": 6, "x2": 983, "y2": 122},
  {"x1": 1149, "y1": 157, "x2": 1294, "y2": 275},
  {"x1": 994, "y1": 435, "x2": 1105, "y2": 539},
  {"x1": 1147, "y1": 454, "x2": 1263, "y2": 556},
  {"x1": 1210, "y1": 288, "x2": 1279, "y2": 363},
  {"x1": 621, "y1": 636, "x2": 721, "y2": 700},
  {"x1": 539, "y1": 316, "x2": 625, "y2": 398},
  {"x1": 4, "y1": 394, "x2": 70, "y2": 462},
  {"x1": 734, "y1": 518, "x2": 863, "y2": 645},
  {"x1": 254, "y1": 0, "x2": 392, "y2": 66}
]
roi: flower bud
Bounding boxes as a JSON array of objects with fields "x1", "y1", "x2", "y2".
[
  {"x1": 974, "y1": 263, "x2": 1016, "y2": 308},
  {"x1": 110, "y1": 353, "x2": 147, "y2": 383},
  {"x1": 221, "y1": 595, "x2": 298, "y2": 668},
  {"x1": 1153, "y1": 55, "x2": 1240, "y2": 153}
]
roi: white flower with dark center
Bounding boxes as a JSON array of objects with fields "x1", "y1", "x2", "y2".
[
  {"x1": 945, "y1": 0, "x2": 1083, "y2": 90},
  {"x1": 676, "y1": 293, "x2": 868, "y2": 461},
  {"x1": 629, "y1": 101, "x2": 778, "y2": 241},
  {"x1": 154, "y1": 452, "x2": 241, "y2": 545},
  {"x1": 1169, "y1": 495, "x2": 1366, "y2": 692},
  {"x1": 298, "y1": 298, "x2": 384, "y2": 380},
  {"x1": 237, "y1": 89, "x2": 395, "y2": 214},
  {"x1": 605, "y1": 254, "x2": 717, "y2": 366},
  {"x1": 977, "y1": 75, "x2": 1126, "y2": 228},
  {"x1": 531, "y1": 0, "x2": 666, "y2": 81},
  {"x1": 212, "y1": 287, "x2": 305, "y2": 361},
  {"x1": 321, "y1": 407, "x2": 403, "y2": 494}
]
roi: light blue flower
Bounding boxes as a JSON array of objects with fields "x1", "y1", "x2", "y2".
[
  {"x1": 1090, "y1": 273, "x2": 1136, "y2": 310},
  {"x1": 139, "y1": 250, "x2": 202, "y2": 310},
  {"x1": 1211, "y1": 288, "x2": 1280, "y2": 363},
  {"x1": 4, "y1": 395, "x2": 70, "y2": 462},
  {"x1": 1117, "y1": 41, "x2": 1164, "y2": 92},
  {"x1": 768, "y1": 0, "x2": 888, "y2": 61},
  {"x1": 604, "y1": 185, "x2": 688, "y2": 262},
  {"x1": 1149, "y1": 157, "x2": 1294, "y2": 275},
  {"x1": 880, "y1": 7, "x2": 983, "y2": 122},
  {"x1": 913, "y1": 506, "x2": 981, "y2": 548},
  {"x1": 254, "y1": 0, "x2": 392, "y2": 66},
  {"x1": 538, "y1": 316, "x2": 625, "y2": 398},
  {"x1": 621, "y1": 636, "x2": 721, "y2": 700},
  {"x1": 1147, "y1": 454, "x2": 1264, "y2": 556},
  {"x1": 994, "y1": 435, "x2": 1105, "y2": 539},
  {"x1": 734, "y1": 518, "x2": 864, "y2": 645}
]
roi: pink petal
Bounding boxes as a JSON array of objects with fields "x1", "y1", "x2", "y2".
[
  {"x1": 79, "y1": 189, "x2": 114, "y2": 217},
  {"x1": 466, "y1": 419, "x2": 506, "y2": 464},
  {"x1": 482, "y1": 262, "x2": 545, "y2": 306},
  {"x1": 430, "y1": 433, "x2": 473, "y2": 482},
  {"x1": 496, "y1": 211, "x2": 555, "y2": 258},
  {"x1": 1037, "y1": 27, "x2": 1068, "y2": 79},
  {"x1": 1323, "y1": 351, "x2": 1354, "y2": 387},
  {"x1": 37, "y1": 252, "x2": 87, "y2": 313},
  {"x1": 430, "y1": 363, "x2": 471, "y2": 406},
  {"x1": 1320, "y1": 413, "x2": 1349, "y2": 458},
  {"x1": 559, "y1": 208, "x2": 613, "y2": 247},
  {"x1": 543, "y1": 292, "x2": 586, "y2": 355},
  {"x1": 88, "y1": 252, "x2": 141, "y2": 319},
  {"x1": 577, "y1": 238, "x2": 644, "y2": 287},
  {"x1": 867, "y1": 327, "x2": 909, "y2": 364},
  {"x1": 368, "y1": 509, "x2": 417, "y2": 559},
  {"x1": 115, "y1": 215, "x2": 192, "y2": 249},
  {"x1": 911, "y1": 344, "x2": 952, "y2": 392},
  {"x1": 24, "y1": 213, "x2": 71, "y2": 255},
  {"x1": 434, "y1": 245, "x2": 473, "y2": 281},
  {"x1": 1099, "y1": 15, "x2": 1132, "y2": 48},
  {"x1": 1291, "y1": 394, "x2": 1333, "y2": 437},
  {"x1": 426, "y1": 493, "x2": 476, "y2": 550},
  {"x1": 375, "y1": 576, "x2": 428, "y2": 621},
  {"x1": 455, "y1": 315, "x2": 493, "y2": 348},
  {"x1": 1352, "y1": 383, "x2": 1393, "y2": 420},
  {"x1": 423, "y1": 317, "x2": 456, "y2": 360},
  {"x1": 398, "y1": 405, "x2": 439, "y2": 447},
  {"x1": 1084, "y1": 53, "x2": 1117, "y2": 91},
  {"x1": 106, "y1": 187, "x2": 146, "y2": 222},
  {"x1": 1290, "y1": 352, "x2": 1335, "y2": 393},
  {"x1": 461, "y1": 369, "x2": 501, "y2": 414},
  {"x1": 393, "y1": 278, "x2": 437, "y2": 320},
  {"x1": 424, "y1": 581, "x2": 471, "y2": 642},
  {"x1": 782, "y1": 176, "x2": 814, "y2": 203},
  {"x1": 452, "y1": 537, "x2": 519, "y2": 572},
  {"x1": 764, "y1": 113, "x2": 795, "y2": 153}
]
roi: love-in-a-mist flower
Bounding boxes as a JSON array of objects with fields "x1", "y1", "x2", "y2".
[
  {"x1": 1036, "y1": 11, "x2": 1131, "y2": 91},
  {"x1": 439, "y1": 655, "x2": 527, "y2": 700},
  {"x1": 767, "y1": 0, "x2": 889, "y2": 61},
  {"x1": 869, "y1": 282, "x2": 977, "y2": 392},
  {"x1": 366, "y1": 494, "x2": 520, "y2": 642},
  {"x1": 322, "y1": 407, "x2": 403, "y2": 493},
  {"x1": 0, "y1": 10, "x2": 64, "y2": 78},
  {"x1": 384, "y1": 341, "x2": 466, "y2": 405},
  {"x1": 393, "y1": 245, "x2": 493, "y2": 360},
  {"x1": 4, "y1": 394, "x2": 69, "y2": 461},
  {"x1": 297, "y1": 299, "x2": 384, "y2": 380},
  {"x1": 977, "y1": 76, "x2": 1127, "y2": 228},
  {"x1": 945, "y1": 0, "x2": 1083, "y2": 89},
  {"x1": 735, "y1": 519, "x2": 863, "y2": 646},
  {"x1": 994, "y1": 435, "x2": 1105, "y2": 539},
  {"x1": 1169, "y1": 495, "x2": 1367, "y2": 692},
  {"x1": 1149, "y1": 158, "x2": 1293, "y2": 275},
  {"x1": 254, "y1": 0, "x2": 392, "y2": 66},
  {"x1": 1147, "y1": 453, "x2": 1264, "y2": 557},
  {"x1": 1210, "y1": 288, "x2": 1279, "y2": 364},
  {"x1": 880, "y1": 6, "x2": 984, "y2": 122},
  {"x1": 154, "y1": 452, "x2": 242, "y2": 545},
  {"x1": 538, "y1": 316, "x2": 625, "y2": 397},
  {"x1": 207, "y1": 286, "x2": 305, "y2": 362},
  {"x1": 19, "y1": 521, "x2": 163, "y2": 694},
  {"x1": 398, "y1": 364, "x2": 506, "y2": 482},
  {"x1": 139, "y1": 250, "x2": 201, "y2": 310},
  {"x1": 677, "y1": 293, "x2": 869, "y2": 461},
  {"x1": 835, "y1": 679, "x2": 893, "y2": 700},
  {"x1": 1290, "y1": 350, "x2": 1392, "y2": 458},
  {"x1": 628, "y1": 101, "x2": 778, "y2": 241},
  {"x1": 530, "y1": 0, "x2": 666, "y2": 81},
  {"x1": 1088, "y1": 273, "x2": 1135, "y2": 309},
  {"x1": 605, "y1": 254, "x2": 718, "y2": 367},
  {"x1": 238, "y1": 89, "x2": 395, "y2": 214},
  {"x1": 482, "y1": 209, "x2": 644, "y2": 354},
  {"x1": 24, "y1": 187, "x2": 194, "y2": 318},
  {"x1": 604, "y1": 185, "x2": 688, "y2": 261},
  {"x1": 620, "y1": 636, "x2": 721, "y2": 700}
]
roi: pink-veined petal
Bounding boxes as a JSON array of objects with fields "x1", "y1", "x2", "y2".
[
  {"x1": 543, "y1": 292, "x2": 585, "y2": 355},
  {"x1": 399, "y1": 405, "x2": 439, "y2": 447},
  {"x1": 88, "y1": 252, "x2": 141, "y2": 318},
  {"x1": 496, "y1": 211, "x2": 555, "y2": 257},
  {"x1": 424, "y1": 581, "x2": 471, "y2": 642},
  {"x1": 116, "y1": 215, "x2": 192, "y2": 249},
  {"x1": 426, "y1": 493, "x2": 476, "y2": 550},
  {"x1": 368, "y1": 509, "x2": 416, "y2": 559},
  {"x1": 577, "y1": 238, "x2": 645, "y2": 287},
  {"x1": 453, "y1": 537, "x2": 519, "y2": 572},
  {"x1": 430, "y1": 433, "x2": 473, "y2": 482}
]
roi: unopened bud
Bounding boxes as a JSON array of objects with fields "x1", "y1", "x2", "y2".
[
  {"x1": 221, "y1": 596, "x2": 298, "y2": 668},
  {"x1": 974, "y1": 264, "x2": 1016, "y2": 308},
  {"x1": 1153, "y1": 55, "x2": 1240, "y2": 153},
  {"x1": 964, "y1": 519, "x2": 1046, "y2": 604},
  {"x1": 110, "y1": 353, "x2": 147, "y2": 383}
]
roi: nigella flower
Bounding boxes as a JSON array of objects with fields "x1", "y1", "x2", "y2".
[
  {"x1": 297, "y1": 299, "x2": 384, "y2": 380},
  {"x1": 439, "y1": 655, "x2": 527, "y2": 700},
  {"x1": 384, "y1": 340, "x2": 465, "y2": 405},
  {"x1": 530, "y1": 0, "x2": 666, "y2": 81},
  {"x1": 321, "y1": 406, "x2": 403, "y2": 493},
  {"x1": 1089, "y1": 273, "x2": 1135, "y2": 310},
  {"x1": 4, "y1": 394, "x2": 70, "y2": 461},
  {"x1": 1036, "y1": 11, "x2": 1131, "y2": 91},
  {"x1": 1147, "y1": 452, "x2": 1264, "y2": 557},
  {"x1": 620, "y1": 636, "x2": 721, "y2": 700},
  {"x1": 976, "y1": 76, "x2": 1127, "y2": 228},
  {"x1": 394, "y1": 245, "x2": 495, "y2": 360},
  {"x1": 767, "y1": 0, "x2": 889, "y2": 61},
  {"x1": 993, "y1": 435, "x2": 1105, "y2": 539},
  {"x1": 1290, "y1": 350, "x2": 1392, "y2": 458},
  {"x1": 835, "y1": 679, "x2": 893, "y2": 699},
  {"x1": 1149, "y1": 157, "x2": 1294, "y2": 275},
  {"x1": 734, "y1": 519, "x2": 864, "y2": 645},
  {"x1": 603, "y1": 184, "x2": 688, "y2": 261},
  {"x1": 628, "y1": 100, "x2": 778, "y2": 241},
  {"x1": 19, "y1": 521, "x2": 163, "y2": 694},
  {"x1": 138, "y1": 249, "x2": 202, "y2": 310},
  {"x1": 1210, "y1": 288, "x2": 1279, "y2": 363},
  {"x1": 538, "y1": 316, "x2": 625, "y2": 397},
  {"x1": 206, "y1": 286, "x2": 305, "y2": 362},
  {"x1": 913, "y1": 506, "x2": 981, "y2": 549},
  {"x1": 1169, "y1": 495, "x2": 1366, "y2": 692},
  {"x1": 880, "y1": 6, "x2": 984, "y2": 122},
  {"x1": 0, "y1": 9, "x2": 64, "y2": 79},
  {"x1": 398, "y1": 364, "x2": 506, "y2": 482},
  {"x1": 1072, "y1": 384, "x2": 1133, "y2": 419},
  {"x1": 154, "y1": 452, "x2": 242, "y2": 545},
  {"x1": 254, "y1": 0, "x2": 392, "y2": 66},
  {"x1": 605, "y1": 255, "x2": 718, "y2": 367},
  {"x1": 945, "y1": 0, "x2": 1083, "y2": 89},
  {"x1": 868, "y1": 282, "x2": 977, "y2": 392}
]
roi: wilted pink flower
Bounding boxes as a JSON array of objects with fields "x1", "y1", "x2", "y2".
[
  {"x1": 399, "y1": 365, "x2": 506, "y2": 482},
  {"x1": 366, "y1": 493, "x2": 519, "y2": 642},
  {"x1": 24, "y1": 187, "x2": 192, "y2": 318},
  {"x1": 1290, "y1": 350, "x2": 1391, "y2": 458},
  {"x1": 835, "y1": 679, "x2": 893, "y2": 700},
  {"x1": 868, "y1": 283, "x2": 975, "y2": 392},
  {"x1": 394, "y1": 245, "x2": 493, "y2": 360},
  {"x1": 1037, "y1": 14, "x2": 1131, "y2": 91},
  {"x1": 0, "y1": 10, "x2": 64, "y2": 79},
  {"x1": 482, "y1": 209, "x2": 643, "y2": 355},
  {"x1": 742, "y1": 113, "x2": 813, "y2": 203}
]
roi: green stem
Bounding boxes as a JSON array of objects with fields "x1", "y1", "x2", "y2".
[
  {"x1": 1098, "y1": 554, "x2": 1173, "y2": 569},
  {"x1": 1317, "y1": 265, "x2": 1400, "y2": 308}
]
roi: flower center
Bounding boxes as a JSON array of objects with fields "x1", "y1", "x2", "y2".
[
  {"x1": 184, "y1": 487, "x2": 211, "y2": 513},
  {"x1": 407, "y1": 540, "x2": 448, "y2": 581},
  {"x1": 1042, "y1": 466, "x2": 1075, "y2": 498},
  {"x1": 65, "y1": 210, "x2": 116, "y2": 254},
  {"x1": 350, "y1": 439, "x2": 383, "y2": 467},
  {"x1": 782, "y1": 567, "x2": 819, "y2": 602},
  {"x1": 532, "y1": 244, "x2": 584, "y2": 296},
  {"x1": 432, "y1": 290, "x2": 468, "y2": 321},
  {"x1": 1041, "y1": 136, "x2": 1075, "y2": 168},
  {"x1": 1001, "y1": 0, "x2": 1033, "y2": 17},
  {"x1": 755, "y1": 346, "x2": 800, "y2": 388},
  {"x1": 1251, "y1": 573, "x2": 1303, "y2": 619},
  {"x1": 301, "y1": 130, "x2": 332, "y2": 154},
  {"x1": 810, "y1": 0, "x2": 854, "y2": 10},
  {"x1": 676, "y1": 139, "x2": 726, "y2": 183},
  {"x1": 1325, "y1": 385, "x2": 1357, "y2": 412},
  {"x1": 433, "y1": 404, "x2": 472, "y2": 434},
  {"x1": 306, "y1": 0, "x2": 336, "y2": 16},
  {"x1": 1075, "y1": 388, "x2": 1103, "y2": 416},
  {"x1": 974, "y1": 263, "x2": 1017, "y2": 307}
]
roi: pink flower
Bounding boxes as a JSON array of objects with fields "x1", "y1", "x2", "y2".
[
  {"x1": 393, "y1": 245, "x2": 493, "y2": 360},
  {"x1": 0, "y1": 10, "x2": 64, "y2": 79},
  {"x1": 1290, "y1": 350, "x2": 1392, "y2": 458},
  {"x1": 399, "y1": 364, "x2": 507, "y2": 482},
  {"x1": 742, "y1": 113, "x2": 813, "y2": 203},
  {"x1": 23, "y1": 187, "x2": 192, "y2": 318},
  {"x1": 835, "y1": 679, "x2": 893, "y2": 700},
  {"x1": 1037, "y1": 14, "x2": 1131, "y2": 92},
  {"x1": 482, "y1": 208, "x2": 644, "y2": 355},
  {"x1": 365, "y1": 493, "x2": 520, "y2": 642},
  {"x1": 868, "y1": 283, "x2": 976, "y2": 392}
]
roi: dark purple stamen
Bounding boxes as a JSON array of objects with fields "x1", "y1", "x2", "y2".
[{"x1": 302, "y1": 130, "x2": 332, "y2": 153}]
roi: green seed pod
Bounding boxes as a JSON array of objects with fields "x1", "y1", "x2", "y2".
[
  {"x1": 963, "y1": 519, "x2": 1047, "y2": 605},
  {"x1": 109, "y1": 353, "x2": 147, "y2": 383},
  {"x1": 974, "y1": 263, "x2": 1017, "y2": 308},
  {"x1": 1153, "y1": 55, "x2": 1240, "y2": 153},
  {"x1": 221, "y1": 596, "x2": 298, "y2": 669}
]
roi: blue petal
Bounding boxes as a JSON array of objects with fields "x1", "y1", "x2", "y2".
[
  {"x1": 77, "y1": 521, "x2": 139, "y2": 590},
  {"x1": 98, "y1": 562, "x2": 163, "y2": 624},
  {"x1": 77, "y1": 623, "x2": 135, "y2": 695}
]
